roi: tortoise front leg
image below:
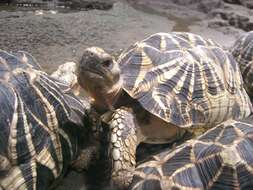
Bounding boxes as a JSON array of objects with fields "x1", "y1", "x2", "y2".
[{"x1": 107, "y1": 107, "x2": 141, "y2": 190}]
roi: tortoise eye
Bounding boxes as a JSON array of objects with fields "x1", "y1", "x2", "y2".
[{"x1": 102, "y1": 60, "x2": 112, "y2": 68}]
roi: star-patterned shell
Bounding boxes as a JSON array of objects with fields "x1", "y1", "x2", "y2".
[
  {"x1": 0, "y1": 50, "x2": 88, "y2": 190},
  {"x1": 118, "y1": 32, "x2": 252, "y2": 128},
  {"x1": 130, "y1": 116, "x2": 253, "y2": 190},
  {"x1": 231, "y1": 31, "x2": 253, "y2": 100}
]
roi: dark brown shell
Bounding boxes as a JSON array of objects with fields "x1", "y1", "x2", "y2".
[{"x1": 118, "y1": 32, "x2": 252, "y2": 128}]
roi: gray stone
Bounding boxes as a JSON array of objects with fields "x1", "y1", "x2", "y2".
[
  {"x1": 240, "y1": 0, "x2": 253, "y2": 9},
  {"x1": 223, "y1": 0, "x2": 241, "y2": 4}
]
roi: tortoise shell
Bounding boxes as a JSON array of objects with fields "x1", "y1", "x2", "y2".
[
  {"x1": 130, "y1": 116, "x2": 253, "y2": 190},
  {"x1": 231, "y1": 31, "x2": 253, "y2": 100},
  {"x1": 118, "y1": 32, "x2": 252, "y2": 128},
  {"x1": 0, "y1": 50, "x2": 89, "y2": 189}
]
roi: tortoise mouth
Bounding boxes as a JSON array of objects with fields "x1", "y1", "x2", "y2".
[
  {"x1": 81, "y1": 67, "x2": 104, "y2": 76},
  {"x1": 79, "y1": 65, "x2": 114, "y2": 83},
  {"x1": 79, "y1": 60, "x2": 107, "y2": 75}
]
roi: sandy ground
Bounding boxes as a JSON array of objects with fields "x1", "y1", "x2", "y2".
[
  {"x1": 0, "y1": 0, "x2": 173, "y2": 73},
  {"x1": 0, "y1": 0, "x2": 247, "y2": 73}
]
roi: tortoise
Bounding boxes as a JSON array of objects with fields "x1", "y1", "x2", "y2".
[
  {"x1": 130, "y1": 115, "x2": 253, "y2": 190},
  {"x1": 77, "y1": 32, "x2": 253, "y2": 189},
  {"x1": 0, "y1": 50, "x2": 100, "y2": 190},
  {"x1": 231, "y1": 31, "x2": 253, "y2": 101}
]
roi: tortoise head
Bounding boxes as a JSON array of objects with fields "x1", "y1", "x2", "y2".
[{"x1": 77, "y1": 47, "x2": 122, "y2": 111}]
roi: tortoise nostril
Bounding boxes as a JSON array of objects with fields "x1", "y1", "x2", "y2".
[{"x1": 89, "y1": 52, "x2": 94, "y2": 57}]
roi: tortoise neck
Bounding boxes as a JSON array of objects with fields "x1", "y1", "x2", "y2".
[
  {"x1": 106, "y1": 77, "x2": 123, "y2": 108},
  {"x1": 93, "y1": 78, "x2": 123, "y2": 113}
]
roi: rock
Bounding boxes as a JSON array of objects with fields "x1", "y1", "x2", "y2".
[
  {"x1": 245, "y1": 22, "x2": 253, "y2": 31},
  {"x1": 68, "y1": 0, "x2": 114, "y2": 10},
  {"x1": 210, "y1": 9, "x2": 232, "y2": 20},
  {"x1": 208, "y1": 18, "x2": 230, "y2": 28},
  {"x1": 240, "y1": 0, "x2": 253, "y2": 9},
  {"x1": 174, "y1": 0, "x2": 224, "y2": 13},
  {"x1": 171, "y1": 0, "x2": 223, "y2": 11},
  {"x1": 196, "y1": 0, "x2": 224, "y2": 13},
  {"x1": 223, "y1": 0, "x2": 253, "y2": 9},
  {"x1": 228, "y1": 13, "x2": 249, "y2": 28},
  {"x1": 210, "y1": 4, "x2": 253, "y2": 31},
  {"x1": 223, "y1": 0, "x2": 241, "y2": 4},
  {"x1": 127, "y1": 0, "x2": 252, "y2": 33},
  {"x1": 128, "y1": 0, "x2": 224, "y2": 13}
]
